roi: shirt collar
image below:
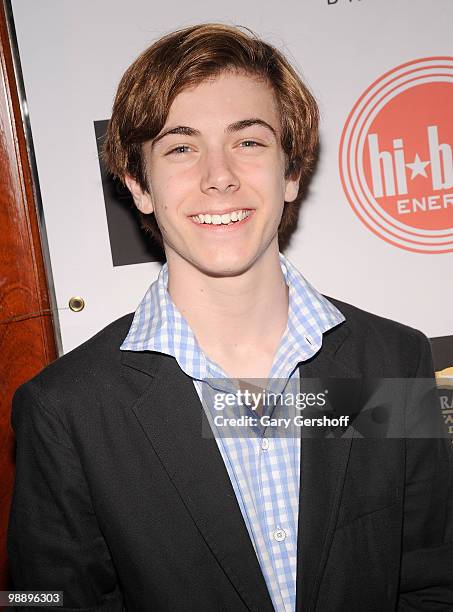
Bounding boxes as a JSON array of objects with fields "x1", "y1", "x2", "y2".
[{"x1": 121, "y1": 253, "x2": 345, "y2": 383}]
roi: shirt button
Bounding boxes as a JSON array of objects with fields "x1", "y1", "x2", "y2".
[
  {"x1": 273, "y1": 528, "x2": 286, "y2": 542},
  {"x1": 261, "y1": 438, "x2": 270, "y2": 451}
]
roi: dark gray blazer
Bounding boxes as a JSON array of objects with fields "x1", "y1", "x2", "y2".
[{"x1": 8, "y1": 299, "x2": 453, "y2": 611}]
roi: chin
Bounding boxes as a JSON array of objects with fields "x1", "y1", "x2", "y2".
[{"x1": 192, "y1": 252, "x2": 256, "y2": 279}]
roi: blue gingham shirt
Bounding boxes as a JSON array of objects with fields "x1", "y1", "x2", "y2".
[{"x1": 121, "y1": 254, "x2": 344, "y2": 611}]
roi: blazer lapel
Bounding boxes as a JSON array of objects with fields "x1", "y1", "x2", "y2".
[
  {"x1": 296, "y1": 322, "x2": 358, "y2": 612},
  {"x1": 122, "y1": 351, "x2": 274, "y2": 612}
]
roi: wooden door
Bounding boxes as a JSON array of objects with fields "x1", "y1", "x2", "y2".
[{"x1": 0, "y1": 0, "x2": 58, "y2": 589}]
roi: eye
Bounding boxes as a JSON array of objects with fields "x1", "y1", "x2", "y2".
[
  {"x1": 166, "y1": 145, "x2": 192, "y2": 156},
  {"x1": 239, "y1": 140, "x2": 262, "y2": 148}
]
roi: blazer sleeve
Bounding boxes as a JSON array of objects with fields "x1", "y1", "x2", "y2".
[
  {"x1": 8, "y1": 381, "x2": 124, "y2": 611},
  {"x1": 398, "y1": 332, "x2": 453, "y2": 610}
]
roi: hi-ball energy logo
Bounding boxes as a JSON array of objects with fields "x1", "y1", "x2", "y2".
[{"x1": 340, "y1": 57, "x2": 453, "y2": 253}]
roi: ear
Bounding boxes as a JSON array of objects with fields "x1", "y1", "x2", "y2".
[
  {"x1": 124, "y1": 174, "x2": 154, "y2": 214},
  {"x1": 284, "y1": 174, "x2": 300, "y2": 203}
]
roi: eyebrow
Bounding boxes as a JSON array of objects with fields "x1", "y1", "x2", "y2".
[
  {"x1": 152, "y1": 118, "x2": 277, "y2": 147},
  {"x1": 226, "y1": 118, "x2": 277, "y2": 137}
]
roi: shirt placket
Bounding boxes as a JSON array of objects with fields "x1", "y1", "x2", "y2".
[{"x1": 258, "y1": 396, "x2": 300, "y2": 612}]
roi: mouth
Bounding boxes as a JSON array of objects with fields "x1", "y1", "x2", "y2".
[{"x1": 190, "y1": 209, "x2": 252, "y2": 226}]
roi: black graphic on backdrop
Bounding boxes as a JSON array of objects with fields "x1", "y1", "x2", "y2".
[
  {"x1": 94, "y1": 120, "x2": 164, "y2": 266},
  {"x1": 431, "y1": 336, "x2": 453, "y2": 373}
]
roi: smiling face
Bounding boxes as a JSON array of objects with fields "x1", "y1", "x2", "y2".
[{"x1": 126, "y1": 71, "x2": 299, "y2": 278}]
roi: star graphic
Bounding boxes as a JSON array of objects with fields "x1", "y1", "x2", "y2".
[{"x1": 406, "y1": 154, "x2": 430, "y2": 179}]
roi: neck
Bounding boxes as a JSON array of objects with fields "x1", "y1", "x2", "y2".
[{"x1": 166, "y1": 244, "x2": 289, "y2": 377}]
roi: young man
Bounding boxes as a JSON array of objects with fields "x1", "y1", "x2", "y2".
[{"x1": 8, "y1": 24, "x2": 453, "y2": 611}]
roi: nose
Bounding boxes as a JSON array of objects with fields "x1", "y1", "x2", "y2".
[{"x1": 200, "y1": 149, "x2": 240, "y2": 195}]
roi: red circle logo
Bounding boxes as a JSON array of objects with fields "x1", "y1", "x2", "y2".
[{"x1": 339, "y1": 57, "x2": 453, "y2": 254}]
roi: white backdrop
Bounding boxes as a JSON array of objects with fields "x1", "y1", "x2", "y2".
[{"x1": 11, "y1": 0, "x2": 453, "y2": 353}]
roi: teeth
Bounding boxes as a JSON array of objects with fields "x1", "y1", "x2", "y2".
[{"x1": 192, "y1": 209, "x2": 251, "y2": 225}]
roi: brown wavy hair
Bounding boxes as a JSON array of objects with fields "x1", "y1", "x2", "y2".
[{"x1": 103, "y1": 23, "x2": 319, "y2": 246}]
